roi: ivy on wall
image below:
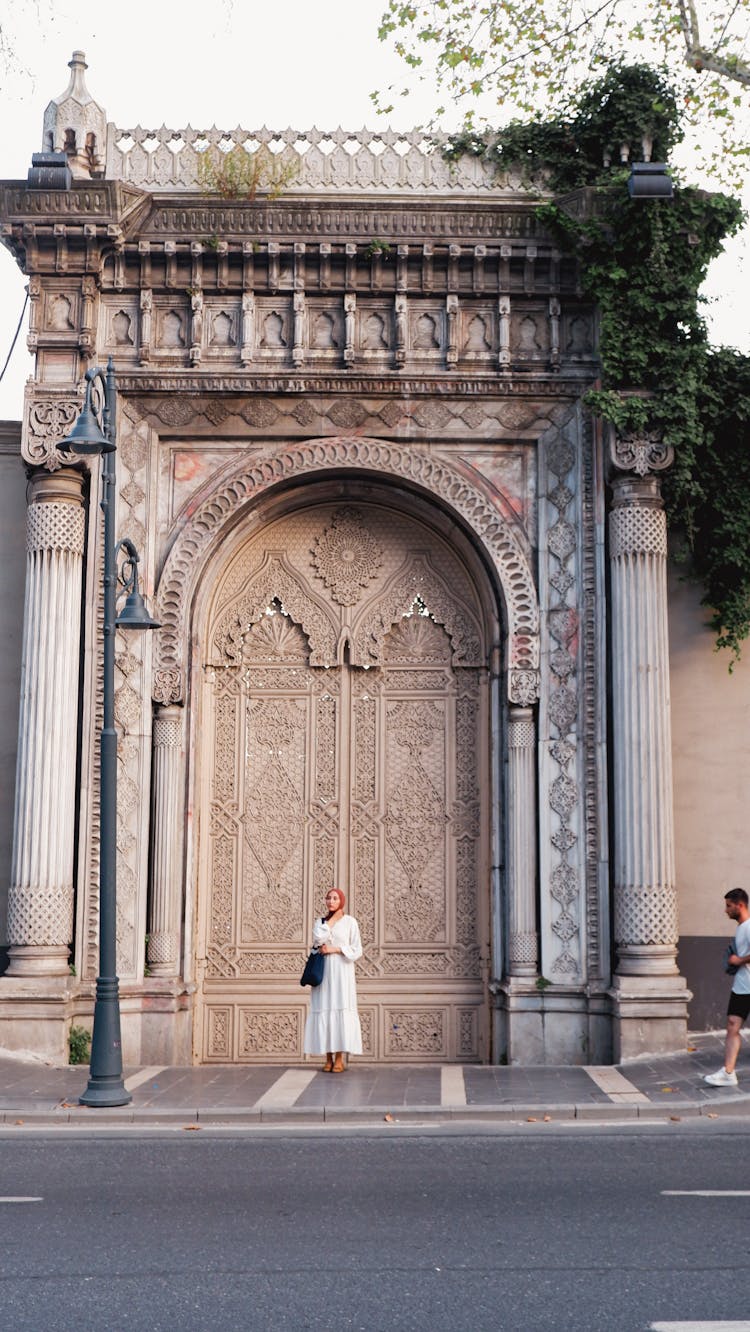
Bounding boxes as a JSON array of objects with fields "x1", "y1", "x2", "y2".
[{"x1": 444, "y1": 64, "x2": 749, "y2": 660}]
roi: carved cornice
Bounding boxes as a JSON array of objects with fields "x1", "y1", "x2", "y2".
[
  {"x1": 119, "y1": 374, "x2": 589, "y2": 399},
  {"x1": 144, "y1": 200, "x2": 550, "y2": 242},
  {"x1": 153, "y1": 435, "x2": 541, "y2": 706},
  {"x1": 0, "y1": 181, "x2": 149, "y2": 226}
]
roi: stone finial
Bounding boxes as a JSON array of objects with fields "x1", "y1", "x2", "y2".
[{"x1": 42, "y1": 51, "x2": 106, "y2": 179}]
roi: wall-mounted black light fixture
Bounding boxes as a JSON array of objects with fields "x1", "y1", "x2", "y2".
[{"x1": 627, "y1": 162, "x2": 673, "y2": 200}]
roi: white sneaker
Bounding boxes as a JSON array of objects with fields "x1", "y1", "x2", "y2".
[{"x1": 704, "y1": 1067, "x2": 739, "y2": 1087}]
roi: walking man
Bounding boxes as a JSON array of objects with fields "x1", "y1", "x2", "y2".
[{"x1": 705, "y1": 887, "x2": 750, "y2": 1087}]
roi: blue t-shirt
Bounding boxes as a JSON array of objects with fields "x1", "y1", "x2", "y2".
[{"x1": 731, "y1": 918, "x2": 750, "y2": 995}]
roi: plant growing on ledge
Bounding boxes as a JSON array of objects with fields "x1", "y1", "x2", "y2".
[
  {"x1": 439, "y1": 62, "x2": 749, "y2": 660},
  {"x1": 197, "y1": 144, "x2": 298, "y2": 201},
  {"x1": 365, "y1": 238, "x2": 392, "y2": 259}
]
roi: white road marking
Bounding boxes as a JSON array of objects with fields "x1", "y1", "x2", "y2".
[
  {"x1": 440, "y1": 1066, "x2": 467, "y2": 1107},
  {"x1": 123, "y1": 1066, "x2": 167, "y2": 1094},
  {"x1": 651, "y1": 1323, "x2": 750, "y2": 1330},
  {"x1": 583, "y1": 1065, "x2": 650, "y2": 1104},
  {"x1": 254, "y1": 1069, "x2": 317, "y2": 1108},
  {"x1": 661, "y1": 1190, "x2": 750, "y2": 1197},
  {"x1": 0, "y1": 1197, "x2": 42, "y2": 1203}
]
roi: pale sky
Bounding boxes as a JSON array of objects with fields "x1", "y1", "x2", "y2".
[{"x1": 0, "y1": 0, "x2": 746, "y2": 418}]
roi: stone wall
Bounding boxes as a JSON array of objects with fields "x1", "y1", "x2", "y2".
[{"x1": 669, "y1": 557, "x2": 750, "y2": 1029}]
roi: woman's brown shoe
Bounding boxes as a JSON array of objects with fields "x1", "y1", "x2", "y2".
[
  {"x1": 332, "y1": 1056, "x2": 345, "y2": 1073},
  {"x1": 323, "y1": 1054, "x2": 334, "y2": 1073}
]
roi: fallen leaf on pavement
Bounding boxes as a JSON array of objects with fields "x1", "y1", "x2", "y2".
[
  {"x1": 669, "y1": 1116, "x2": 681, "y2": 1122},
  {"x1": 706, "y1": 1112, "x2": 719, "y2": 1119},
  {"x1": 660, "y1": 1086, "x2": 676, "y2": 1093},
  {"x1": 183, "y1": 1124, "x2": 201, "y2": 1131},
  {"x1": 687, "y1": 1045, "x2": 696, "y2": 1052},
  {"x1": 526, "y1": 1116, "x2": 537, "y2": 1122},
  {"x1": 15, "y1": 1119, "x2": 23, "y2": 1125}
]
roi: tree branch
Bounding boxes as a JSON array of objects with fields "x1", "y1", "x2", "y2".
[{"x1": 677, "y1": 0, "x2": 750, "y2": 85}]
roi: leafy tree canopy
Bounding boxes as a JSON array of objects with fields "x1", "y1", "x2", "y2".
[
  {"x1": 374, "y1": 1, "x2": 750, "y2": 186},
  {"x1": 422, "y1": 60, "x2": 750, "y2": 659}
]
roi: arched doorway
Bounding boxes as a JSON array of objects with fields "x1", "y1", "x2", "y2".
[{"x1": 194, "y1": 493, "x2": 496, "y2": 1061}]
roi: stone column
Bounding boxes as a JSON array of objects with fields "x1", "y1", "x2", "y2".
[
  {"x1": 6, "y1": 469, "x2": 86, "y2": 976},
  {"x1": 147, "y1": 704, "x2": 183, "y2": 975},
  {"x1": 608, "y1": 463, "x2": 690, "y2": 1056},
  {"x1": 507, "y1": 706, "x2": 538, "y2": 975},
  {"x1": 610, "y1": 475, "x2": 677, "y2": 974}
]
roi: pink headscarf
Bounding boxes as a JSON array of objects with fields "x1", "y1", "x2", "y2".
[{"x1": 324, "y1": 888, "x2": 346, "y2": 920}]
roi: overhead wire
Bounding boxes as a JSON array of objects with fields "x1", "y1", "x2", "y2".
[{"x1": 0, "y1": 289, "x2": 30, "y2": 385}]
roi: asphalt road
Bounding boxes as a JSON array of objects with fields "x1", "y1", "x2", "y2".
[{"x1": 0, "y1": 1124, "x2": 746, "y2": 1331}]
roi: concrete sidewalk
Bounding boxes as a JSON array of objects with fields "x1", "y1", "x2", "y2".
[{"x1": 1, "y1": 1032, "x2": 748, "y2": 1126}]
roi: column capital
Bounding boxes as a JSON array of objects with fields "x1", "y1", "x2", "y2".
[{"x1": 607, "y1": 420, "x2": 673, "y2": 481}]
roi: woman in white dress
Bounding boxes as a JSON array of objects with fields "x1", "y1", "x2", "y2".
[{"x1": 303, "y1": 888, "x2": 362, "y2": 1072}]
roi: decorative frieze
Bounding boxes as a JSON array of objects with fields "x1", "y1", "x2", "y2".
[{"x1": 542, "y1": 430, "x2": 584, "y2": 979}]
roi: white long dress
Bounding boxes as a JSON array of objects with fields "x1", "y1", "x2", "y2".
[{"x1": 303, "y1": 914, "x2": 363, "y2": 1055}]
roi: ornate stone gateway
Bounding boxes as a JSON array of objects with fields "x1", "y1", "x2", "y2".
[
  {"x1": 0, "y1": 53, "x2": 695, "y2": 1067},
  {"x1": 197, "y1": 502, "x2": 490, "y2": 1062}
]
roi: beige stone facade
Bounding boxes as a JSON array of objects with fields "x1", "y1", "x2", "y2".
[{"x1": 0, "y1": 54, "x2": 745, "y2": 1065}]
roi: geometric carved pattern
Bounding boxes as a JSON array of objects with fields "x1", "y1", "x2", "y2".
[
  {"x1": 610, "y1": 506, "x2": 668, "y2": 560},
  {"x1": 239, "y1": 1009, "x2": 300, "y2": 1056},
  {"x1": 545, "y1": 431, "x2": 581, "y2": 978},
  {"x1": 509, "y1": 930, "x2": 538, "y2": 963},
  {"x1": 154, "y1": 436, "x2": 539, "y2": 704},
  {"x1": 26, "y1": 502, "x2": 86, "y2": 555},
  {"x1": 613, "y1": 886, "x2": 679, "y2": 947},
  {"x1": 385, "y1": 1008, "x2": 446, "y2": 1056},
  {"x1": 7, "y1": 883, "x2": 74, "y2": 947}
]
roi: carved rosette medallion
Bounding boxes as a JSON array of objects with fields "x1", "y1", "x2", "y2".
[{"x1": 311, "y1": 507, "x2": 383, "y2": 606}]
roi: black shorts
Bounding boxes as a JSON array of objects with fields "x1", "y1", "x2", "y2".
[{"x1": 727, "y1": 991, "x2": 750, "y2": 1021}]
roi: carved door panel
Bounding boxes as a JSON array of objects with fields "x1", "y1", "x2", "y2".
[{"x1": 197, "y1": 503, "x2": 490, "y2": 1063}]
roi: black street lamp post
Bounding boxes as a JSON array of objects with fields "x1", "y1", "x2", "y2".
[{"x1": 61, "y1": 358, "x2": 159, "y2": 1108}]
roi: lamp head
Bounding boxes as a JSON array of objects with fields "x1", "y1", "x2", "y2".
[
  {"x1": 115, "y1": 588, "x2": 161, "y2": 631},
  {"x1": 59, "y1": 399, "x2": 114, "y2": 454},
  {"x1": 627, "y1": 162, "x2": 673, "y2": 200}
]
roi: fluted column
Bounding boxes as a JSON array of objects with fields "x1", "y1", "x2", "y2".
[
  {"x1": 507, "y1": 706, "x2": 538, "y2": 975},
  {"x1": 609, "y1": 474, "x2": 678, "y2": 976},
  {"x1": 6, "y1": 469, "x2": 86, "y2": 976},
  {"x1": 147, "y1": 704, "x2": 183, "y2": 975}
]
